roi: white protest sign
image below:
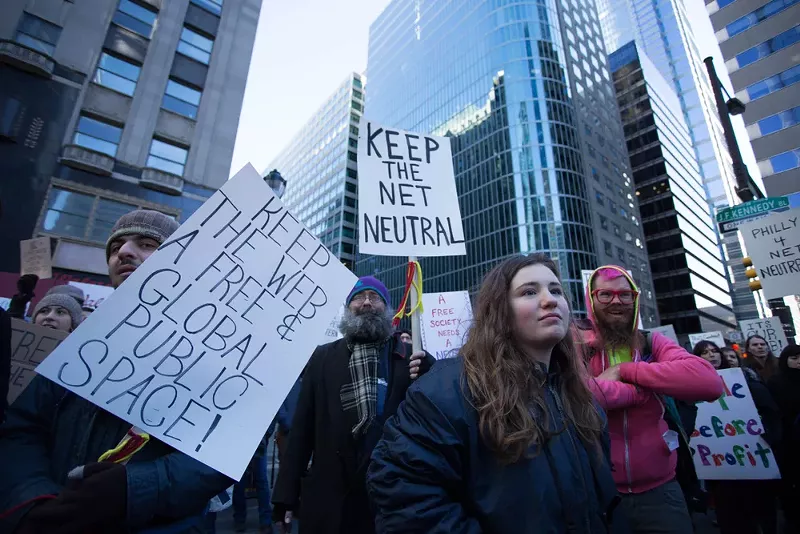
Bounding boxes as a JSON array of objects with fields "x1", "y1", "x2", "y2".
[
  {"x1": 688, "y1": 331, "x2": 726, "y2": 349},
  {"x1": 20, "y1": 237, "x2": 52, "y2": 279},
  {"x1": 36, "y1": 164, "x2": 357, "y2": 480},
  {"x1": 419, "y1": 291, "x2": 472, "y2": 360},
  {"x1": 689, "y1": 368, "x2": 781, "y2": 480},
  {"x1": 739, "y1": 317, "x2": 788, "y2": 355},
  {"x1": 739, "y1": 208, "x2": 800, "y2": 300},
  {"x1": 68, "y1": 281, "x2": 114, "y2": 309},
  {"x1": 650, "y1": 325, "x2": 678, "y2": 343},
  {"x1": 357, "y1": 120, "x2": 466, "y2": 256},
  {"x1": 321, "y1": 305, "x2": 344, "y2": 342}
]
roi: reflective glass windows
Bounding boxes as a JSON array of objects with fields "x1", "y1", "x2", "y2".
[
  {"x1": 147, "y1": 138, "x2": 188, "y2": 175},
  {"x1": 191, "y1": 0, "x2": 223, "y2": 15},
  {"x1": 112, "y1": 0, "x2": 157, "y2": 38},
  {"x1": 15, "y1": 12, "x2": 61, "y2": 56},
  {"x1": 93, "y1": 52, "x2": 141, "y2": 96},
  {"x1": 72, "y1": 115, "x2": 122, "y2": 157},
  {"x1": 726, "y1": 0, "x2": 799, "y2": 38},
  {"x1": 735, "y1": 26, "x2": 800, "y2": 68},
  {"x1": 746, "y1": 65, "x2": 800, "y2": 101},
  {"x1": 757, "y1": 106, "x2": 800, "y2": 136},
  {"x1": 177, "y1": 27, "x2": 214, "y2": 64},
  {"x1": 162, "y1": 79, "x2": 202, "y2": 119},
  {"x1": 770, "y1": 149, "x2": 800, "y2": 173}
]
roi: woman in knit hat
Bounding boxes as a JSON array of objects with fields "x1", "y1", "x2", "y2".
[{"x1": 32, "y1": 292, "x2": 83, "y2": 332}]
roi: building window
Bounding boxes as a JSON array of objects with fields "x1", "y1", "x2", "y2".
[
  {"x1": 162, "y1": 79, "x2": 202, "y2": 119},
  {"x1": 747, "y1": 65, "x2": 800, "y2": 100},
  {"x1": 15, "y1": 12, "x2": 61, "y2": 56},
  {"x1": 352, "y1": 101, "x2": 363, "y2": 112},
  {"x1": 617, "y1": 247, "x2": 626, "y2": 262},
  {"x1": 727, "y1": 0, "x2": 799, "y2": 38},
  {"x1": 735, "y1": 26, "x2": 800, "y2": 68},
  {"x1": 595, "y1": 190, "x2": 604, "y2": 205},
  {"x1": 191, "y1": 0, "x2": 223, "y2": 15},
  {"x1": 757, "y1": 106, "x2": 800, "y2": 136},
  {"x1": 613, "y1": 223, "x2": 620, "y2": 236},
  {"x1": 93, "y1": 52, "x2": 141, "y2": 96},
  {"x1": 72, "y1": 115, "x2": 122, "y2": 157},
  {"x1": 147, "y1": 138, "x2": 188, "y2": 176},
  {"x1": 600, "y1": 215, "x2": 608, "y2": 230},
  {"x1": 353, "y1": 89, "x2": 363, "y2": 100},
  {"x1": 177, "y1": 27, "x2": 214, "y2": 64},
  {"x1": 112, "y1": 0, "x2": 157, "y2": 39},
  {"x1": 769, "y1": 149, "x2": 800, "y2": 173},
  {"x1": 603, "y1": 240, "x2": 613, "y2": 256}
]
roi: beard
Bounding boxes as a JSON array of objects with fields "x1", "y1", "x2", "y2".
[
  {"x1": 339, "y1": 306, "x2": 394, "y2": 343},
  {"x1": 595, "y1": 308, "x2": 636, "y2": 349}
]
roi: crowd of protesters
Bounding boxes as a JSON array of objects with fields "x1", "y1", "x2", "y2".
[{"x1": 0, "y1": 208, "x2": 798, "y2": 533}]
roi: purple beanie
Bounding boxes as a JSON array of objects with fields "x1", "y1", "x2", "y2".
[{"x1": 346, "y1": 276, "x2": 391, "y2": 307}]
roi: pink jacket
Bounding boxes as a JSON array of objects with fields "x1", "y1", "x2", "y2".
[{"x1": 583, "y1": 266, "x2": 722, "y2": 494}]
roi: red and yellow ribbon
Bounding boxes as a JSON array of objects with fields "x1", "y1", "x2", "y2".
[{"x1": 392, "y1": 260, "x2": 423, "y2": 327}]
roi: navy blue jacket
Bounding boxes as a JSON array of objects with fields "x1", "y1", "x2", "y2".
[
  {"x1": 368, "y1": 358, "x2": 628, "y2": 534},
  {"x1": 0, "y1": 375, "x2": 231, "y2": 533}
]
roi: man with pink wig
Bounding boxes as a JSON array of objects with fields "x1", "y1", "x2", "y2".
[{"x1": 582, "y1": 265, "x2": 722, "y2": 533}]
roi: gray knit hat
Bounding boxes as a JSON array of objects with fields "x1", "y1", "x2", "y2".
[
  {"x1": 105, "y1": 209, "x2": 180, "y2": 260},
  {"x1": 32, "y1": 293, "x2": 83, "y2": 330},
  {"x1": 46, "y1": 284, "x2": 86, "y2": 306}
]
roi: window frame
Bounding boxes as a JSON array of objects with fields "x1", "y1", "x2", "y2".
[
  {"x1": 72, "y1": 114, "x2": 123, "y2": 157},
  {"x1": 146, "y1": 137, "x2": 189, "y2": 176},
  {"x1": 162, "y1": 79, "x2": 202, "y2": 119},
  {"x1": 15, "y1": 12, "x2": 61, "y2": 56},
  {"x1": 177, "y1": 27, "x2": 214, "y2": 64},
  {"x1": 93, "y1": 51, "x2": 142, "y2": 96},
  {"x1": 112, "y1": 0, "x2": 158, "y2": 39}
]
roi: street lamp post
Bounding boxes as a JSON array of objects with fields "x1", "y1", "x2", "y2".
[{"x1": 264, "y1": 169, "x2": 287, "y2": 199}]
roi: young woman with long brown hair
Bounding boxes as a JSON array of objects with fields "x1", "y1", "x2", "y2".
[{"x1": 367, "y1": 254, "x2": 626, "y2": 533}]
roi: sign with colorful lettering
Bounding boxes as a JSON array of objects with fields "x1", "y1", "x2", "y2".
[
  {"x1": 68, "y1": 281, "x2": 114, "y2": 310},
  {"x1": 357, "y1": 120, "x2": 466, "y2": 256},
  {"x1": 689, "y1": 368, "x2": 780, "y2": 480},
  {"x1": 36, "y1": 164, "x2": 357, "y2": 480},
  {"x1": 419, "y1": 291, "x2": 472, "y2": 359},
  {"x1": 739, "y1": 208, "x2": 800, "y2": 300},
  {"x1": 688, "y1": 331, "x2": 726, "y2": 350},
  {"x1": 8, "y1": 318, "x2": 67, "y2": 404},
  {"x1": 739, "y1": 317, "x2": 788, "y2": 355}
]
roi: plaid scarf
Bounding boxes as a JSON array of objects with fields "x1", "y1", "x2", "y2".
[{"x1": 340, "y1": 340, "x2": 384, "y2": 437}]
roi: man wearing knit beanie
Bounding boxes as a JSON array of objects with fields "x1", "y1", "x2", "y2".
[
  {"x1": 0, "y1": 209, "x2": 231, "y2": 534},
  {"x1": 32, "y1": 293, "x2": 83, "y2": 332}
]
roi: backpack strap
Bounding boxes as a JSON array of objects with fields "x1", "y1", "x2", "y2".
[{"x1": 639, "y1": 330, "x2": 653, "y2": 362}]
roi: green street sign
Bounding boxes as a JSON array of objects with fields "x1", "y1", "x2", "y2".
[{"x1": 716, "y1": 196, "x2": 789, "y2": 233}]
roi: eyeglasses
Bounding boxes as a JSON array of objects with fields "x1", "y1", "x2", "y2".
[
  {"x1": 352, "y1": 291, "x2": 382, "y2": 304},
  {"x1": 592, "y1": 289, "x2": 638, "y2": 305}
]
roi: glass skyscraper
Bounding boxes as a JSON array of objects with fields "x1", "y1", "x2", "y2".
[
  {"x1": 355, "y1": 0, "x2": 657, "y2": 323},
  {"x1": 267, "y1": 73, "x2": 364, "y2": 270},
  {"x1": 610, "y1": 41, "x2": 736, "y2": 337}
]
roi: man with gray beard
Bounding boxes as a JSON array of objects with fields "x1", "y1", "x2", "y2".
[{"x1": 272, "y1": 276, "x2": 434, "y2": 534}]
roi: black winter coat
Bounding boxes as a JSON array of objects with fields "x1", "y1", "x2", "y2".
[
  {"x1": 271, "y1": 334, "x2": 434, "y2": 534},
  {"x1": 368, "y1": 357, "x2": 628, "y2": 534}
]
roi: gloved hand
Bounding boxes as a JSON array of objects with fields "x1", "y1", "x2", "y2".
[{"x1": 22, "y1": 462, "x2": 127, "y2": 534}]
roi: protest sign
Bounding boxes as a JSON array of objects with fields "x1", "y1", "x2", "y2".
[
  {"x1": 739, "y1": 317, "x2": 788, "y2": 355},
  {"x1": 650, "y1": 325, "x2": 678, "y2": 344},
  {"x1": 321, "y1": 306, "x2": 344, "y2": 342},
  {"x1": 689, "y1": 368, "x2": 781, "y2": 480},
  {"x1": 688, "y1": 331, "x2": 726, "y2": 349},
  {"x1": 419, "y1": 291, "x2": 472, "y2": 359},
  {"x1": 68, "y1": 281, "x2": 114, "y2": 309},
  {"x1": 20, "y1": 237, "x2": 52, "y2": 280},
  {"x1": 8, "y1": 318, "x2": 67, "y2": 404},
  {"x1": 357, "y1": 120, "x2": 466, "y2": 256},
  {"x1": 36, "y1": 164, "x2": 357, "y2": 480},
  {"x1": 739, "y1": 207, "x2": 800, "y2": 300}
]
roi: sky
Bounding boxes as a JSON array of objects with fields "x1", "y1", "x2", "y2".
[{"x1": 231, "y1": 0, "x2": 762, "y2": 188}]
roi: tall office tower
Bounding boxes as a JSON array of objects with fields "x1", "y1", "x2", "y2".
[
  {"x1": 706, "y1": 0, "x2": 799, "y2": 197},
  {"x1": 610, "y1": 41, "x2": 737, "y2": 338},
  {"x1": 354, "y1": 0, "x2": 658, "y2": 323},
  {"x1": 267, "y1": 73, "x2": 365, "y2": 271},
  {"x1": 595, "y1": 0, "x2": 764, "y2": 320},
  {"x1": 0, "y1": 0, "x2": 259, "y2": 286}
]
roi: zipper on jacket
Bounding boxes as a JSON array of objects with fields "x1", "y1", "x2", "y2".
[{"x1": 623, "y1": 409, "x2": 633, "y2": 493}]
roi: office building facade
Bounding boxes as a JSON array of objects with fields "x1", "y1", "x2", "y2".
[
  {"x1": 0, "y1": 0, "x2": 259, "y2": 287},
  {"x1": 266, "y1": 73, "x2": 364, "y2": 270},
  {"x1": 610, "y1": 41, "x2": 736, "y2": 337},
  {"x1": 706, "y1": 0, "x2": 800, "y2": 197},
  {"x1": 355, "y1": 0, "x2": 658, "y2": 322}
]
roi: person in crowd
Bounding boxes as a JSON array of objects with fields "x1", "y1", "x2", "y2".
[
  {"x1": 0, "y1": 210, "x2": 232, "y2": 534},
  {"x1": 397, "y1": 328, "x2": 412, "y2": 345},
  {"x1": 7, "y1": 274, "x2": 38, "y2": 320},
  {"x1": 232, "y1": 421, "x2": 276, "y2": 534},
  {"x1": 275, "y1": 377, "x2": 303, "y2": 462},
  {"x1": 30, "y1": 291, "x2": 83, "y2": 333},
  {"x1": 768, "y1": 345, "x2": 800, "y2": 532},
  {"x1": 582, "y1": 265, "x2": 722, "y2": 534},
  {"x1": 692, "y1": 339, "x2": 782, "y2": 534},
  {"x1": 368, "y1": 254, "x2": 626, "y2": 533},
  {"x1": 0, "y1": 308, "x2": 10, "y2": 424},
  {"x1": 720, "y1": 345, "x2": 741, "y2": 369},
  {"x1": 744, "y1": 335, "x2": 779, "y2": 382},
  {"x1": 46, "y1": 284, "x2": 86, "y2": 308},
  {"x1": 271, "y1": 276, "x2": 434, "y2": 534}
]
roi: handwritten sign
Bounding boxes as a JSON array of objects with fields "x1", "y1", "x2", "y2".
[
  {"x1": 739, "y1": 317, "x2": 787, "y2": 355},
  {"x1": 689, "y1": 368, "x2": 781, "y2": 480},
  {"x1": 739, "y1": 207, "x2": 800, "y2": 300},
  {"x1": 688, "y1": 331, "x2": 726, "y2": 349},
  {"x1": 68, "y1": 281, "x2": 114, "y2": 309},
  {"x1": 36, "y1": 165, "x2": 357, "y2": 480},
  {"x1": 650, "y1": 325, "x2": 678, "y2": 344},
  {"x1": 357, "y1": 120, "x2": 466, "y2": 256},
  {"x1": 20, "y1": 237, "x2": 52, "y2": 280},
  {"x1": 419, "y1": 291, "x2": 472, "y2": 360},
  {"x1": 321, "y1": 305, "x2": 344, "y2": 342},
  {"x1": 8, "y1": 319, "x2": 67, "y2": 404}
]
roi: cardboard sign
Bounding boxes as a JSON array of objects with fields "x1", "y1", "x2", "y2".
[
  {"x1": 8, "y1": 319, "x2": 67, "y2": 404},
  {"x1": 689, "y1": 368, "x2": 781, "y2": 480},
  {"x1": 739, "y1": 208, "x2": 800, "y2": 300},
  {"x1": 650, "y1": 325, "x2": 678, "y2": 344},
  {"x1": 68, "y1": 281, "x2": 114, "y2": 309},
  {"x1": 419, "y1": 291, "x2": 472, "y2": 360},
  {"x1": 20, "y1": 237, "x2": 52, "y2": 280},
  {"x1": 739, "y1": 317, "x2": 788, "y2": 355},
  {"x1": 688, "y1": 331, "x2": 726, "y2": 350},
  {"x1": 36, "y1": 165, "x2": 357, "y2": 480},
  {"x1": 357, "y1": 120, "x2": 466, "y2": 256}
]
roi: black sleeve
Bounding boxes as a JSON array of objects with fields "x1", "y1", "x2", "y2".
[
  {"x1": 0, "y1": 309, "x2": 10, "y2": 423},
  {"x1": 749, "y1": 378, "x2": 782, "y2": 448}
]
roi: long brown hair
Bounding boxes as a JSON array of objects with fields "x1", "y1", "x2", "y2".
[{"x1": 461, "y1": 253, "x2": 604, "y2": 464}]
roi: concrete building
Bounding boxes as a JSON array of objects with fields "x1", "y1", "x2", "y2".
[
  {"x1": 266, "y1": 73, "x2": 364, "y2": 271},
  {"x1": 0, "y1": 0, "x2": 259, "y2": 288},
  {"x1": 354, "y1": 0, "x2": 658, "y2": 323},
  {"x1": 595, "y1": 0, "x2": 765, "y2": 321},
  {"x1": 610, "y1": 41, "x2": 737, "y2": 339},
  {"x1": 706, "y1": 0, "x2": 800, "y2": 196}
]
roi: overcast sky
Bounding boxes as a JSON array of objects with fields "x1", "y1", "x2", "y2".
[{"x1": 230, "y1": 0, "x2": 761, "y2": 186}]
